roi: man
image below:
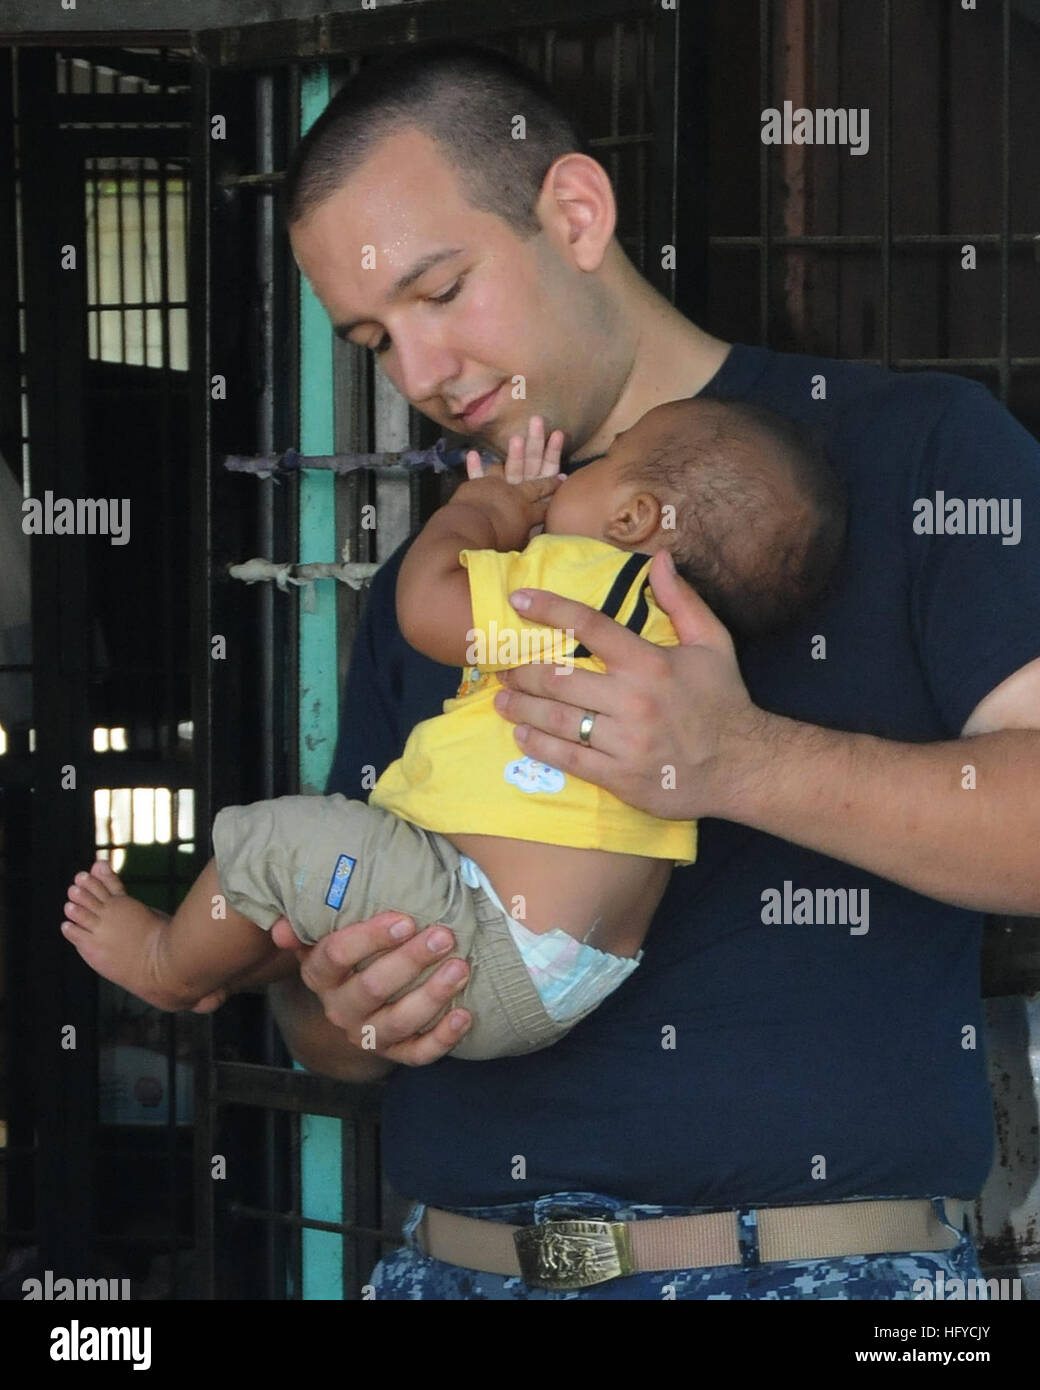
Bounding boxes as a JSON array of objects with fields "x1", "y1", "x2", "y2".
[{"x1": 262, "y1": 42, "x2": 1040, "y2": 1299}]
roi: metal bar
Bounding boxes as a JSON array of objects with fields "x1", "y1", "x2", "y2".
[
  {"x1": 888, "y1": 357, "x2": 1040, "y2": 369},
  {"x1": 759, "y1": 0, "x2": 771, "y2": 344},
  {"x1": 89, "y1": 66, "x2": 101, "y2": 363},
  {"x1": 218, "y1": 169, "x2": 285, "y2": 189},
  {"x1": 256, "y1": 67, "x2": 281, "y2": 1298},
  {"x1": 116, "y1": 135, "x2": 127, "y2": 365},
  {"x1": 76, "y1": 168, "x2": 189, "y2": 183},
  {"x1": 136, "y1": 158, "x2": 147, "y2": 367},
  {"x1": 154, "y1": 47, "x2": 180, "y2": 1296},
  {"x1": 0, "y1": 758, "x2": 197, "y2": 788},
  {"x1": 648, "y1": 3, "x2": 678, "y2": 305},
  {"x1": 296, "y1": 64, "x2": 345, "y2": 1304},
  {"x1": 667, "y1": 8, "x2": 679, "y2": 295},
  {"x1": 214, "y1": 1062, "x2": 383, "y2": 1119},
  {"x1": 587, "y1": 130, "x2": 654, "y2": 150},
  {"x1": 57, "y1": 298, "x2": 190, "y2": 309},
  {"x1": 709, "y1": 233, "x2": 1039, "y2": 248},
  {"x1": 94, "y1": 1232, "x2": 193, "y2": 1248},
  {"x1": 999, "y1": 0, "x2": 1011, "y2": 404},
  {"x1": 224, "y1": 440, "x2": 484, "y2": 476},
  {"x1": 636, "y1": 20, "x2": 646, "y2": 272},
  {"x1": 341, "y1": 1115, "x2": 358, "y2": 1298},
  {"x1": 353, "y1": 1116, "x2": 382, "y2": 1296},
  {"x1": 289, "y1": 1102, "x2": 302, "y2": 1299},
  {"x1": 0, "y1": 49, "x2": 21, "y2": 464},
  {"x1": 609, "y1": 21, "x2": 622, "y2": 193},
  {"x1": 55, "y1": 94, "x2": 190, "y2": 124},
  {"x1": 881, "y1": 0, "x2": 891, "y2": 368},
  {"x1": 61, "y1": 49, "x2": 193, "y2": 88},
  {"x1": 227, "y1": 1201, "x2": 397, "y2": 1242},
  {"x1": 670, "y1": 0, "x2": 706, "y2": 321},
  {"x1": 187, "y1": 48, "x2": 215, "y2": 1303},
  {"x1": 834, "y1": 1, "x2": 844, "y2": 352},
  {"x1": 297, "y1": 68, "x2": 339, "y2": 799},
  {"x1": 2, "y1": 779, "x2": 36, "y2": 1244},
  {"x1": 19, "y1": 45, "x2": 97, "y2": 1280},
  {"x1": 61, "y1": 131, "x2": 190, "y2": 159},
  {"x1": 195, "y1": 0, "x2": 660, "y2": 69},
  {"x1": 216, "y1": 135, "x2": 655, "y2": 193},
  {"x1": 936, "y1": 2, "x2": 952, "y2": 363}
]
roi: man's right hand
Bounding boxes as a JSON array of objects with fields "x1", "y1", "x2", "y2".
[{"x1": 270, "y1": 911, "x2": 473, "y2": 1066}]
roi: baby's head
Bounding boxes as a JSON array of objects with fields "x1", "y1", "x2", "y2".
[{"x1": 543, "y1": 397, "x2": 847, "y2": 636}]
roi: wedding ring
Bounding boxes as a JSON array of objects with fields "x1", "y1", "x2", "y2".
[{"x1": 578, "y1": 712, "x2": 596, "y2": 746}]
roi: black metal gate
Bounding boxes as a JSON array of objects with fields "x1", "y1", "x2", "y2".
[
  {"x1": 0, "y1": 42, "x2": 217, "y2": 1297},
  {"x1": 3, "y1": 0, "x2": 1038, "y2": 1302}
]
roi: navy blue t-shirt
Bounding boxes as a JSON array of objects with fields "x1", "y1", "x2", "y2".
[{"x1": 325, "y1": 343, "x2": 1040, "y2": 1208}]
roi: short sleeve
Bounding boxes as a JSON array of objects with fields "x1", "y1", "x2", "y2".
[
  {"x1": 909, "y1": 381, "x2": 1040, "y2": 733},
  {"x1": 459, "y1": 546, "x2": 573, "y2": 672},
  {"x1": 325, "y1": 540, "x2": 410, "y2": 796}
]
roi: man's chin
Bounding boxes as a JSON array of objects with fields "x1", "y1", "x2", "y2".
[{"x1": 458, "y1": 422, "x2": 509, "y2": 458}]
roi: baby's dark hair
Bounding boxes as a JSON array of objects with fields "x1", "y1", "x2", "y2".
[{"x1": 621, "y1": 398, "x2": 847, "y2": 637}]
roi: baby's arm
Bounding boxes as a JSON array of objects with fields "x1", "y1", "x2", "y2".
[{"x1": 396, "y1": 471, "x2": 560, "y2": 666}]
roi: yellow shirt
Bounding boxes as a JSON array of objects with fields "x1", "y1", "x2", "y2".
[{"x1": 370, "y1": 533, "x2": 697, "y2": 866}]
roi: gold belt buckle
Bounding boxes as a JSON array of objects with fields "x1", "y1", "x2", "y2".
[{"x1": 514, "y1": 1218, "x2": 635, "y2": 1290}]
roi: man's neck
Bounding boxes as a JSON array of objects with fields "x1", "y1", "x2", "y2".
[{"x1": 578, "y1": 265, "x2": 733, "y2": 461}]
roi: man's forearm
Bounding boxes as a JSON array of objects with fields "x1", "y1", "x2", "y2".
[
  {"x1": 723, "y1": 718, "x2": 1040, "y2": 914},
  {"x1": 268, "y1": 973, "x2": 395, "y2": 1083}
]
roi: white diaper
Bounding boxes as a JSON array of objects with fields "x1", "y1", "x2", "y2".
[{"x1": 457, "y1": 854, "x2": 642, "y2": 1023}]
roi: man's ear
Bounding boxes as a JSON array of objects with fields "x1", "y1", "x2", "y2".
[
  {"x1": 604, "y1": 491, "x2": 661, "y2": 547},
  {"x1": 536, "y1": 153, "x2": 617, "y2": 272}
]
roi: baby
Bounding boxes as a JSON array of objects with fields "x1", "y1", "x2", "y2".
[{"x1": 62, "y1": 396, "x2": 846, "y2": 1060}]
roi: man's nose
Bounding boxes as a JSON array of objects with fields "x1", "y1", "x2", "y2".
[{"x1": 391, "y1": 333, "x2": 460, "y2": 408}]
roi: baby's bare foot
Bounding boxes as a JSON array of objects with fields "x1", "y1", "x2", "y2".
[{"x1": 62, "y1": 860, "x2": 175, "y2": 1008}]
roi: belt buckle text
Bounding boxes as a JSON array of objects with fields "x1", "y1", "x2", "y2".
[{"x1": 514, "y1": 1218, "x2": 635, "y2": 1290}]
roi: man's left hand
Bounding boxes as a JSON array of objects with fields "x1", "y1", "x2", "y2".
[{"x1": 493, "y1": 549, "x2": 768, "y2": 821}]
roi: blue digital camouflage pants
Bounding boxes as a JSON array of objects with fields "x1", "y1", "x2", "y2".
[{"x1": 368, "y1": 1191, "x2": 985, "y2": 1300}]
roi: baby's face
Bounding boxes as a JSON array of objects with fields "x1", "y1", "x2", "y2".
[
  {"x1": 542, "y1": 414, "x2": 664, "y2": 541},
  {"x1": 542, "y1": 450, "x2": 632, "y2": 538}
]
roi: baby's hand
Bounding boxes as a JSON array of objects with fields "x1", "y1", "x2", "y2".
[
  {"x1": 448, "y1": 472, "x2": 562, "y2": 553},
  {"x1": 466, "y1": 415, "x2": 565, "y2": 483}
]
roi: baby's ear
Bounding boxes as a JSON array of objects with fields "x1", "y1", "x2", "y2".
[{"x1": 605, "y1": 490, "x2": 661, "y2": 545}]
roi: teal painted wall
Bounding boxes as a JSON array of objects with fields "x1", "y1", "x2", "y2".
[{"x1": 297, "y1": 65, "x2": 344, "y2": 1302}]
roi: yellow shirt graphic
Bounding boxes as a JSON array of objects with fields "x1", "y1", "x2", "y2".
[{"x1": 370, "y1": 533, "x2": 697, "y2": 866}]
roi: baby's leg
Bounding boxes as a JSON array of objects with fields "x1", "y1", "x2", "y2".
[{"x1": 62, "y1": 857, "x2": 278, "y2": 1011}]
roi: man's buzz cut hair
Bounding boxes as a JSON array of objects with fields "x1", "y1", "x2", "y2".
[{"x1": 283, "y1": 42, "x2": 591, "y2": 236}]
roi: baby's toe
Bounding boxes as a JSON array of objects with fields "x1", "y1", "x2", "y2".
[
  {"x1": 73, "y1": 870, "x2": 109, "y2": 906},
  {"x1": 90, "y1": 859, "x2": 126, "y2": 897},
  {"x1": 63, "y1": 898, "x2": 97, "y2": 929}
]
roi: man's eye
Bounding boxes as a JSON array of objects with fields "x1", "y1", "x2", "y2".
[
  {"x1": 429, "y1": 277, "x2": 463, "y2": 306},
  {"x1": 367, "y1": 277, "x2": 463, "y2": 355}
]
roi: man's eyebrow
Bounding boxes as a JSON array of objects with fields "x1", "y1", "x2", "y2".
[{"x1": 332, "y1": 246, "x2": 465, "y2": 340}]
